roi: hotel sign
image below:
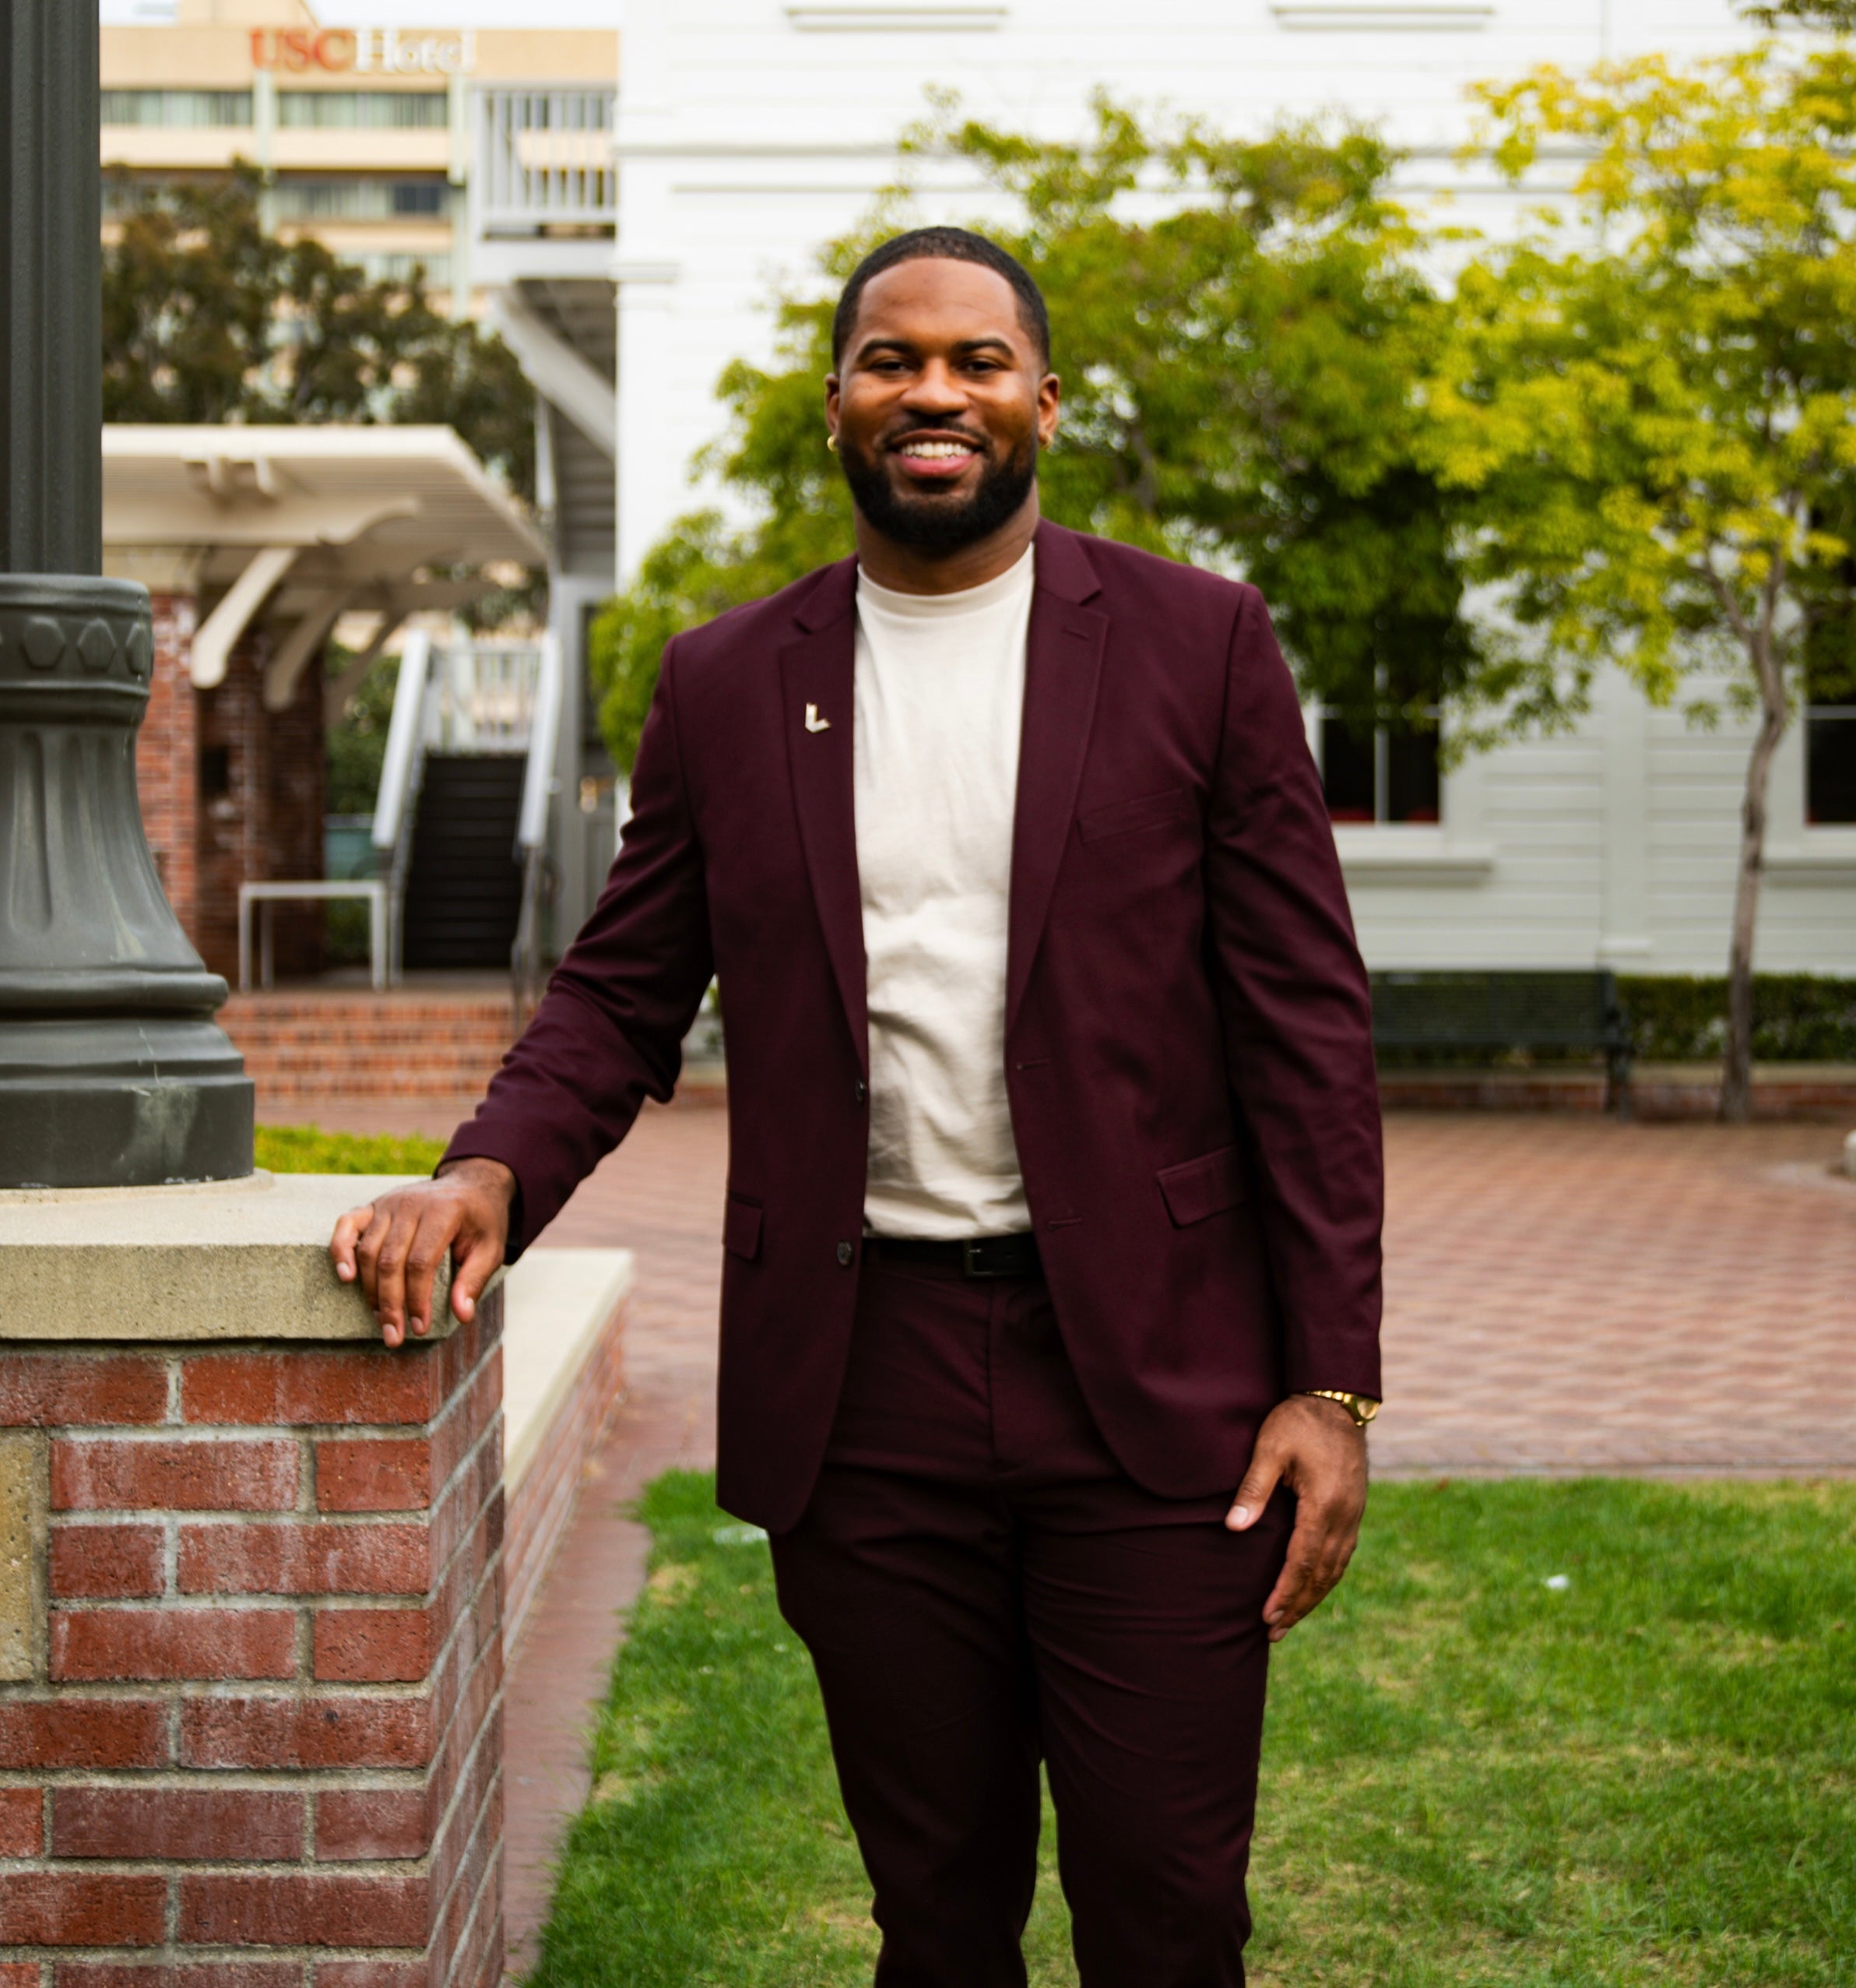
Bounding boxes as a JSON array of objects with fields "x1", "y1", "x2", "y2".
[{"x1": 250, "y1": 27, "x2": 478, "y2": 76}]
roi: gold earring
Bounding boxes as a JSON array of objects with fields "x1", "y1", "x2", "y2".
[{"x1": 826, "y1": 432, "x2": 838, "y2": 453}]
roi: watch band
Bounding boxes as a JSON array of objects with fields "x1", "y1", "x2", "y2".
[{"x1": 1298, "y1": 1389, "x2": 1380, "y2": 1428}]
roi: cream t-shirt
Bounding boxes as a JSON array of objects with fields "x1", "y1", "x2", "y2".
[{"x1": 854, "y1": 545, "x2": 1035, "y2": 1237}]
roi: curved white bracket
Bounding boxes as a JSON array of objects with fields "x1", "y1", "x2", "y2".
[
  {"x1": 262, "y1": 591, "x2": 354, "y2": 713},
  {"x1": 189, "y1": 544, "x2": 299, "y2": 690}
]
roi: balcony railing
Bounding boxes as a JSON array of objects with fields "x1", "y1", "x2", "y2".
[{"x1": 474, "y1": 86, "x2": 617, "y2": 236}]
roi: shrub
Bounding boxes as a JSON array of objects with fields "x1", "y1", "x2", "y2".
[{"x1": 1617, "y1": 975, "x2": 1856, "y2": 1064}]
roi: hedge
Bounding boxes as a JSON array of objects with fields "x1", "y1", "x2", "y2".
[{"x1": 1616, "y1": 974, "x2": 1856, "y2": 1064}]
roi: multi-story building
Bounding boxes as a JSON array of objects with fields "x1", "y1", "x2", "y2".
[
  {"x1": 101, "y1": 2, "x2": 625, "y2": 957},
  {"x1": 100, "y1": 0, "x2": 616, "y2": 308}
]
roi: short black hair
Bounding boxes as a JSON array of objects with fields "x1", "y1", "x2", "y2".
[{"x1": 831, "y1": 227, "x2": 1050, "y2": 368}]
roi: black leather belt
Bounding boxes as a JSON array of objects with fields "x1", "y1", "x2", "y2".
[{"x1": 863, "y1": 1233, "x2": 1042, "y2": 1279}]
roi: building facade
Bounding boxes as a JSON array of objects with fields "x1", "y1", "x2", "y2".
[
  {"x1": 101, "y1": 0, "x2": 616, "y2": 306},
  {"x1": 603, "y1": 0, "x2": 1856, "y2": 978}
]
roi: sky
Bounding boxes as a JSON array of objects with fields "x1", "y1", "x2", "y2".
[{"x1": 100, "y1": 2, "x2": 618, "y2": 24}]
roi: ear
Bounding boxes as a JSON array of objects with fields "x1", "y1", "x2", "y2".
[{"x1": 1037, "y1": 371, "x2": 1061, "y2": 449}]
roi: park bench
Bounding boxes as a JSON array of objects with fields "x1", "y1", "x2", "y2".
[{"x1": 1369, "y1": 969, "x2": 1635, "y2": 1115}]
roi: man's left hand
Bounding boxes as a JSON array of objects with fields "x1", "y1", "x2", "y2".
[{"x1": 1225, "y1": 1395, "x2": 1368, "y2": 1642}]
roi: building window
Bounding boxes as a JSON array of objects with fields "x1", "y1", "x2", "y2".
[
  {"x1": 271, "y1": 178, "x2": 450, "y2": 223},
  {"x1": 357, "y1": 252, "x2": 452, "y2": 288},
  {"x1": 392, "y1": 182, "x2": 446, "y2": 216},
  {"x1": 1318, "y1": 714, "x2": 1441, "y2": 824},
  {"x1": 1806, "y1": 709, "x2": 1856, "y2": 825},
  {"x1": 276, "y1": 91, "x2": 450, "y2": 130},
  {"x1": 100, "y1": 89, "x2": 253, "y2": 128}
]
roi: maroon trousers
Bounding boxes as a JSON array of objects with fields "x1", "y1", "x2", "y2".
[{"x1": 769, "y1": 1258, "x2": 1293, "y2": 1988}]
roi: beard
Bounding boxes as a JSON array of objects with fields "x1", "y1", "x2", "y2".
[{"x1": 840, "y1": 431, "x2": 1039, "y2": 554}]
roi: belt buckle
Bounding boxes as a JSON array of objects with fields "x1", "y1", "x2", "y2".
[{"x1": 961, "y1": 1238, "x2": 992, "y2": 1279}]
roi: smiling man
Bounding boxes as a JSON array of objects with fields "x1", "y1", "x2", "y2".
[{"x1": 332, "y1": 227, "x2": 1383, "y2": 1987}]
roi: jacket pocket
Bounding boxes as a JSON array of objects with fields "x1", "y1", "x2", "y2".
[
  {"x1": 1155, "y1": 1145, "x2": 1248, "y2": 1228},
  {"x1": 1077, "y1": 785, "x2": 1194, "y2": 845},
  {"x1": 723, "y1": 1193, "x2": 763, "y2": 1261}
]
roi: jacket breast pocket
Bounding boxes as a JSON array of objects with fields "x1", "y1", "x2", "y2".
[
  {"x1": 1077, "y1": 785, "x2": 1195, "y2": 846},
  {"x1": 1155, "y1": 1145, "x2": 1248, "y2": 1228},
  {"x1": 723, "y1": 1193, "x2": 763, "y2": 1261}
]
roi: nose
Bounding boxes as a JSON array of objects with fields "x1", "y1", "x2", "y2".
[{"x1": 901, "y1": 358, "x2": 970, "y2": 418}]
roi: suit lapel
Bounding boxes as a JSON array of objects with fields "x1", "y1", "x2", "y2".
[
  {"x1": 1007, "y1": 524, "x2": 1108, "y2": 1034},
  {"x1": 779, "y1": 561, "x2": 867, "y2": 1072}
]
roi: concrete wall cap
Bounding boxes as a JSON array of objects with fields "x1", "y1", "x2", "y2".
[{"x1": 0, "y1": 1171, "x2": 494, "y2": 1342}]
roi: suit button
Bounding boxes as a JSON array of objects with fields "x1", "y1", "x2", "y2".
[
  {"x1": 836, "y1": 1240, "x2": 856, "y2": 1266},
  {"x1": 854, "y1": 1078, "x2": 867, "y2": 1106}
]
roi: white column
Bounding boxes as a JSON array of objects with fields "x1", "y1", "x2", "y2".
[{"x1": 613, "y1": 264, "x2": 681, "y2": 582}]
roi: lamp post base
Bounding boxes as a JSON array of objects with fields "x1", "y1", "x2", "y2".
[
  {"x1": 0, "y1": 575, "x2": 255, "y2": 1188},
  {"x1": 0, "y1": 1015, "x2": 254, "y2": 1188}
]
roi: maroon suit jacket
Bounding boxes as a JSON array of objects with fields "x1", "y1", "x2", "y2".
[{"x1": 445, "y1": 520, "x2": 1383, "y2": 1529}]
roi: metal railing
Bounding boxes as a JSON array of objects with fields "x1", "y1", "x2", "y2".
[
  {"x1": 510, "y1": 630, "x2": 564, "y2": 1025},
  {"x1": 373, "y1": 635, "x2": 550, "y2": 982},
  {"x1": 474, "y1": 86, "x2": 617, "y2": 236}
]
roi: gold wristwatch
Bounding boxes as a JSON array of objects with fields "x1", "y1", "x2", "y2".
[{"x1": 1298, "y1": 1389, "x2": 1380, "y2": 1429}]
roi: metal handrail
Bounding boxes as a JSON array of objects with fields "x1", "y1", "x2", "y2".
[
  {"x1": 474, "y1": 86, "x2": 617, "y2": 236},
  {"x1": 510, "y1": 629, "x2": 564, "y2": 1025},
  {"x1": 371, "y1": 630, "x2": 434, "y2": 984}
]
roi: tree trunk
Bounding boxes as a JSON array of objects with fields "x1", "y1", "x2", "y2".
[{"x1": 1720, "y1": 638, "x2": 1789, "y2": 1124}]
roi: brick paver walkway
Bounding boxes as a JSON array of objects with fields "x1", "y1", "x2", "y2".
[
  {"x1": 300, "y1": 1096, "x2": 1854, "y2": 1478},
  {"x1": 297, "y1": 1095, "x2": 1854, "y2": 1960},
  {"x1": 1373, "y1": 1116, "x2": 1854, "y2": 1475}
]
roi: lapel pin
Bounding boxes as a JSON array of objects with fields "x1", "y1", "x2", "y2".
[{"x1": 804, "y1": 703, "x2": 831, "y2": 733}]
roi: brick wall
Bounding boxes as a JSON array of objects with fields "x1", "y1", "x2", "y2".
[
  {"x1": 195, "y1": 634, "x2": 326, "y2": 987},
  {"x1": 130, "y1": 597, "x2": 328, "y2": 986},
  {"x1": 0, "y1": 1293, "x2": 505, "y2": 1988},
  {"x1": 136, "y1": 595, "x2": 200, "y2": 941}
]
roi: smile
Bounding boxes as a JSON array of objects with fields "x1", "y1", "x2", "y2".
[{"x1": 896, "y1": 440, "x2": 979, "y2": 459}]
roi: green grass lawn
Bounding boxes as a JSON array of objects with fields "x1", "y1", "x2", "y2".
[
  {"x1": 255, "y1": 1124, "x2": 446, "y2": 1175},
  {"x1": 530, "y1": 1473, "x2": 1856, "y2": 1988}
]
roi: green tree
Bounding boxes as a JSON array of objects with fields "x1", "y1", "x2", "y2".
[
  {"x1": 1425, "y1": 41, "x2": 1856, "y2": 1119},
  {"x1": 591, "y1": 104, "x2": 1543, "y2": 777},
  {"x1": 102, "y1": 162, "x2": 534, "y2": 498},
  {"x1": 1742, "y1": 0, "x2": 1856, "y2": 27}
]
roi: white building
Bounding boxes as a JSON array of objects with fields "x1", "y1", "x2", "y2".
[{"x1": 477, "y1": 2, "x2": 1856, "y2": 971}]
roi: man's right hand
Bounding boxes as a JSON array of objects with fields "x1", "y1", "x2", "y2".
[{"x1": 329, "y1": 1159, "x2": 517, "y2": 1349}]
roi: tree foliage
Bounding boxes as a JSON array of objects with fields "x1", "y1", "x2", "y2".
[
  {"x1": 1741, "y1": 0, "x2": 1856, "y2": 29},
  {"x1": 102, "y1": 162, "x2": 534, "y2": 499},
  {"x1": 1425, "y1": 41, "x2": 1856, "y2": 1116},
  {"x1": 591, "y1": 102, "x2": 1509, "y2": 772}
]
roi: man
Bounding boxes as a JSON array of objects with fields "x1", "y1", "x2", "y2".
[{"x1": 332, "y1": 226, "x2": 1383, "y2": 1987}]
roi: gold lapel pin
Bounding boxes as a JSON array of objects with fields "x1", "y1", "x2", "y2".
[{"x1": 804, "y1": 703, "x2": 831, "y2": 734}]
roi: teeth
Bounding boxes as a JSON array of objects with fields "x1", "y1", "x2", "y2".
[{"x1": 900, "y1": 441, "x2": 975, "y2": 459}]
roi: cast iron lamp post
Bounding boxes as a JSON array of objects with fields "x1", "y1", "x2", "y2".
[{"x1": 0, "y1": 0, "x2": 252, "y2": 1187}]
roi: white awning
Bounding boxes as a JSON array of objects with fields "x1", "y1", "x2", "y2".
[{"x1": 103, "y1": 425, "x2": 548, "y2": 707}]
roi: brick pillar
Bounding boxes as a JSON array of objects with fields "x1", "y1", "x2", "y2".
[
  {"x1": 0, "y1": 1237, "x2": 504, "y2": 1988},
  {"x1": 135, "y1": 592, "x2": 201, "y2": 944},
  {"x1": 195, "y1": 632, "x2": 327, "y2": 987}
]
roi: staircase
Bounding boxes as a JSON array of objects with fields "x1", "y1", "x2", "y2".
[
  {"x1": 220, "y1": 990, "x2": 513, "y2": 1107},
  {"x1": 402, "y1": 756, "x2": 527, "y2": 971}
]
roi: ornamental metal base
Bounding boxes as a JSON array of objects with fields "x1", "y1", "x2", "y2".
[{"x1": 0, "y1": 574, "x2": 255, "y2": 1188}]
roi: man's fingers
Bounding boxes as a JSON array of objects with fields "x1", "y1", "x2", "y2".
[
  {"x1": 370, "y1": 1205, "x2": 424, "y2": 1350},
  {"x1": 352, "y1": 1206, "x2": 394, "y2": 1312},
  {"x1": 329, "y1": 1205, "x2": 374, "y2": 1285},
  {"x1": 450, "y1": 1228, "x2": 501, "y2": 1324},
  {"x1": 1266, "y1": 1503, "x2": 1362, "y2": 1639},
  {"x1": 402, "y1": 1209, "x2": 459, "y2": 1340},
  {"x1": 1263, "y1": 1506, "x2": 1324, "y2": 1634},
  {"x1": 1225, "y1": 1445, "x2": 1284, "y2": 1532}
]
